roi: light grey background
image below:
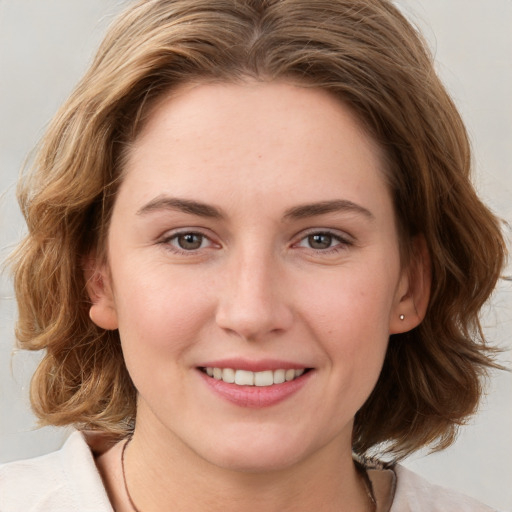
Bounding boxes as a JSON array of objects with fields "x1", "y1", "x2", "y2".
[{"x1": 1, "y1": 1, "x2": 511, "y2": 509}]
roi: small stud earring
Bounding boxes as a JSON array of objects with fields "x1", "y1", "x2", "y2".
[{"x1": 399, "y1": 314, "x2": 405, "y2": 321}]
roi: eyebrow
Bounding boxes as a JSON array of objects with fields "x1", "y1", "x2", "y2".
[
  {"x1": 136, "y1": 196, "x2": 374, "y2": 221},
  {"x1": 136, "y1": 196, "x2": 224, "y2": 218},
  {"x1": 283, "y1": 200, "x2": 374, "y2": 221}
]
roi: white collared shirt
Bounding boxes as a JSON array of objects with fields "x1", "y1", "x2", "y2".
[{"x1": 0, "y1": 431, "x2": 499, "y2": 511}]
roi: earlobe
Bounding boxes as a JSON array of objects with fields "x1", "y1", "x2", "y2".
[
  {"x1": 389, "y1": 235, "x2": 431, "y2": 334},
  {"x1": 83, "y1": 256, "x2": 119, "y2": 331}
]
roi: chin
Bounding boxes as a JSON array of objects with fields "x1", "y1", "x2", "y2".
[
  {"x1": 205, "y1": 445, "x2": 307, "y2": 474},
  {"x1": 179, "y1": 426, "x2": 310, "y2": 474}
]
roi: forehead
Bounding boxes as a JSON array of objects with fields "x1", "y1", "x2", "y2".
[
  {"x1": 133, "y1": 80, "x2": 379, "y2": 158},
  {"x1": 119, "y1": 81, "x2": 391, "y2": 218}
]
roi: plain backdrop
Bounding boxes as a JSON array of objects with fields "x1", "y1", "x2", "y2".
[{"x1": 0, "y1": 1, "x2": 511, "y2": 510}]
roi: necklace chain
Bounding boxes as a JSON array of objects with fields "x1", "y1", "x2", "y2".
[
  {"x1": 360, "y1": 465, "x2": 377, "y2": 512},
  {"x1": 121, "y1": 438, "x2": 142, "y2": 512},
  {"x1": 121, "y1": 438, "x2": 376, "y2": 512}
]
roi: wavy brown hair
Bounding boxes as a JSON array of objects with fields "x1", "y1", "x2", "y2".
[{"x1": 11, "y1": 0, "x2": 507, "y2": 459}]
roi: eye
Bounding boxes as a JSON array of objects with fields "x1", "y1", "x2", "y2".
[
  {"x1": 295, "y1": 231, "x2": 352, "y2": 251},
  {"x1": 305, "y1": 233, "x2": 335, "y2": 250},
  {"x1": 166, "y1": 232, "x2": 212, "y2": 251}
]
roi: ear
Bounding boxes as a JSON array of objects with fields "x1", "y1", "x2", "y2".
[
  {"x1": 389, "y1": 235, "x2": 431, "y2": 334},
  {"x1": 83, "y1": 254, "x2": 119, "y2": 331}
]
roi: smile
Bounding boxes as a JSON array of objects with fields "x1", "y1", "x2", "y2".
[{"x1": 201, "y1": 367, "x2": 307, "y2": 386}]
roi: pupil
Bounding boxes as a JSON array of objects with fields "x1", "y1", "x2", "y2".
[
  {"x1": 309, "y1": 234, "x2": 332, "y2": 249},
  {"x1": 178, "y1": 234, "x2": 202, "y2": 250}
]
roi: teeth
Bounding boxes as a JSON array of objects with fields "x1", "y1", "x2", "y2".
[
  {"x1": 235, "y1": 370, "x2": 254, "y2": 386},
  {"x1": 203, "y1": 367, "x2": 307, "y2": 386},
  {"x1": 273, "y1": 369, "x2": 285, "y2": 384},
  {"x1": 254, "y1": 370, "x2": 273, "y2": 387},
  {"x1": 222, "y1": 368, "x2": 235, "y2": 383}
]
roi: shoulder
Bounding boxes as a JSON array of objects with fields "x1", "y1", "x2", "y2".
[
  {"x1": 391, "y1": 464, "x2": 498, "y2": 512},
  {"x1": 0, "y1": 431, "x2": 113, "y2": 512}
]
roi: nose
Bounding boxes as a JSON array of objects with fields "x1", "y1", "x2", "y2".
[{"x1": 215, "y1": 248, "x2": 294, "y2": 341}]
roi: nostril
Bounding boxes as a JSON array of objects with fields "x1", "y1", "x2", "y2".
[{"x1": 215, "y1": 299, "x2": 294, "y2": 341}]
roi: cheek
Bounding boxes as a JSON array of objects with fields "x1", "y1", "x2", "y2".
[
  {"x1": 301, "y1": 263, "x2": 397, "y2": 329},
  {"x1": 112, "y1": 264, "x2": 214, "y2": 361},
  {"x1": 296, "y1": 258, "x2": 398, "y2": 366}
]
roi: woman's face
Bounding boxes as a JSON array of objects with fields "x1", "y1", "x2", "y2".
[{"x1": 90, "y1": 81, "x2": 424, "y2": 472}]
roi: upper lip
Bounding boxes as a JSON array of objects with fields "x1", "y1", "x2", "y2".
[{"x1": 198, "y1": 358, "x2": 310, "y2": 372}]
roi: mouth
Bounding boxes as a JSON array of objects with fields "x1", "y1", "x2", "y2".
[{"x1": 199, "y1": 367, "x2": 311, "y2": 387}]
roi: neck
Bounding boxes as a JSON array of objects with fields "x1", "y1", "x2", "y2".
[{"x1": 120, "y1": 418, "x2": 372, "y2": 512}]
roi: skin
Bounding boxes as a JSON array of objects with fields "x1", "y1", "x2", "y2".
[{"x1": 89, "y1": 81, "x2": 430, "y2": 511}]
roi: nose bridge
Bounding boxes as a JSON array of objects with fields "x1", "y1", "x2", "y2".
[{"x1": 215, "y1": 239, "x2": 292, "y2": 340}]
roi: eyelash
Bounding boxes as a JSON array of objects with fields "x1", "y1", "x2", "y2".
[
  {"x1": 292, "y1": 230, "x2": 353, "y2": 254},
  {"x1": 160, "y1": 230, "x2": 216, "y2": 255},
  {"x1": 159, "y1": 229, "x2": 353, "y2": 256}
]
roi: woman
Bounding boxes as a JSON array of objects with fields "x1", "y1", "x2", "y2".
[{"x1": 0, "y1": 0, "x2": 507, "y2": 510}]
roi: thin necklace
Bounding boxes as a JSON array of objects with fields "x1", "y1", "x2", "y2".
[
  {"x1": 360, "y1": 467, "x2": 377, "y2": 512},
  {"x1": 121, "y1": 438, "x2": 142, "y2": 512},
  {"x1": 121, "y1": 438, "x2": 377, "y2": 512}
]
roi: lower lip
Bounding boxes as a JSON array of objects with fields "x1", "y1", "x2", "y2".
[{"x1": 198, "y1": 370, "x2": 312, "y2": 408}]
